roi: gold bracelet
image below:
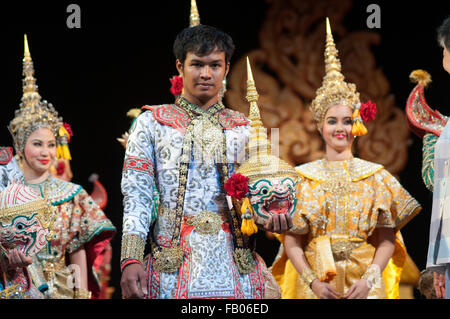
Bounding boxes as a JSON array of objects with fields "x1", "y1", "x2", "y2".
[
  {"x1": 301, "y1": 268, "x2": 318, "y2": 288},
  {"x1": 120, "y1": 234, "x2": 146, "y2": 264},
  {"x1": 74, "y1": 288, "x2": 92, "y2": 299}
]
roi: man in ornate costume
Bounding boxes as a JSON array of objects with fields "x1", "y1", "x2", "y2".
[
  {"x1": 406, "y1": 16, "x2": 450, "y2": 299},
  {"x1": 2, "y1": 35, "x2": 116, "y2": 299},
  {"x1": 120, "y1": 15, "x2": 293, "y2": 298},
  {"x1": 271, "y1": 18, "x2": 421, "y2": 299}
]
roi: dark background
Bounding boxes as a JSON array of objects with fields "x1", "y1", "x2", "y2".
[{"x1": 0, "y1": 1, "x2": 449, "y2": 299}]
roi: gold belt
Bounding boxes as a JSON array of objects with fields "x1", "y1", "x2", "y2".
[
  {"x1": 183, "y1": 211, "x2": 224, "y2": 235},
  {"x1": 330, "y1": 238, "x2": 364, "y2": 262}
]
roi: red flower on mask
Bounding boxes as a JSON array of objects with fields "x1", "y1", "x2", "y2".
[
  {"x1": 224, "y1": 173, "x2": 249, "y2": 200},
  {"x1": 360, "y1": 100, "x2": 377, "y2": 122},
  {"x1": 169, "y1": 75, "x2": 183, "y2": 96}
]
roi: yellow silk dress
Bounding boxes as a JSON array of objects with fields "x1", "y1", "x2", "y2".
[{"x1": 271, "y1": 158, "x2": 421, "y2": 299}]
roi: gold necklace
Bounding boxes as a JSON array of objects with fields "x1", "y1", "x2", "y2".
[{"x1": 320, "y1": 159, "x2": 358, "y2": 196}]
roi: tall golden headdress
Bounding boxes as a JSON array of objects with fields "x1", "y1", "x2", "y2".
[
  {"x1": 236, "y1": 57, "x2": 298, "y2": 184},
  {"x1": 8, "y1": 35, "x2": 71, "y2": 159},
  {"x1": 310, "y1": 18, "x2": 368, "y2": 136}
]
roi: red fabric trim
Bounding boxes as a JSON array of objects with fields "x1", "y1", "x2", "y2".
[
  {"x1": 406, "y1": 83, "x2": 446, "y2": 137},
  {"x1": 250, "y1": 254, "x2": 265, "y2": 299},
  {"x1": 175, "y1": 226, "x2": 192, "y2": 299},
  {"x1": 141, "y1": 104, "x2": 249, "y2": 133},
  {"x1": 142, "y1": 104, "x2": 190, "y2": 134},
  {"x1": 148, "y1": 258, "x2": 161, "y2": 299},
  {"x1": 84, "y1": 229, "x2": 116, "y2": 299},
  {"x1": 120, "y1": 258, "x2": 141, "y2": 272},
  {"x1": 0, "y1": 147, "x2": 13, "y2": 165},
  {"x1": 123, "y1": 156, "x2": 154, "y2": 175},
  {"x1": 218, "y1": 109, "x2": 250, "y2": 129}
]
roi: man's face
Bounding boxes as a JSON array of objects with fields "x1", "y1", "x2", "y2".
[
  {"x1": 176, "y1": 49, "x2": 229, "y2": 107},
  {"x1": 443, "y1": 47, "x2": 450, "y2": 74}
]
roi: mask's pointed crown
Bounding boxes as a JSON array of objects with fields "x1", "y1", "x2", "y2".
[{"x1": 237, "y1": 58, "x2": 297, "y2": 184}]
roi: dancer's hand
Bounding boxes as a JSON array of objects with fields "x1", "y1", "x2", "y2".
[
  {"x1": 343, "y1": 279, "x2": 371, "y2": 299},
  {"x1": 263, "y1": 213, "x2": 293, "y2": 233},
  {"x1": 121, "y1": 262, "x2": 148, "y2": 299},
  {"x1": 311, "y1": 280, "x2": 341, "y2": 299},
  {"x1": 7, "y1": 248, "x2": 32, "y2": 269}
]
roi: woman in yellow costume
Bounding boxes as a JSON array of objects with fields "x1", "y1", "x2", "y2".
[
  {"x1": 271, "y1": 18, "x2": 421, "y2": 299},
  {"x1": 6, "y1": 35, "x2": 116, "y2": 299}
]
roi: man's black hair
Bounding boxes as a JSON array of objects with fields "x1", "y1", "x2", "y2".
[
  {"x1": 437, "y1": 16, "x2": 450, "y2": 50},
  {"x1": 173, "y1": 24, "x2": 235, "y2": 65}
]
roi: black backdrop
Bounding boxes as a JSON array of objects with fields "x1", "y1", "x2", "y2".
[{"x1": 0, "y1": 1, "x2": 449, "y2": 299}]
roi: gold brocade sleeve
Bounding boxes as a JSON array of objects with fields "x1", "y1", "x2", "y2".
[
  {"x1": 373, "y1": 169, "x2": 421, "y2": 232},
  {"x1": 291, "y1": 176, "x2": 311, "y2": 234},
  {"x1": 120, "y1": 233, "x2": 146, "y2": 264}
]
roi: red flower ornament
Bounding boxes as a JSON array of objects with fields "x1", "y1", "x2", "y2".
[
  {"x1": 63, "y1": 122, "x2": 73, "y2": 142},
  {"x1": 169, "y1": 75, "x2": 183, "y2": 97},
  {"x1": 360, "y1": 100, "x2": 377, "y2": 122},
  {"x1": 224, "y1": 173, "x2": 249, "y2": 200},
  {"x1": 56, "y1": 161, "x2": 66, "y2": 176}
]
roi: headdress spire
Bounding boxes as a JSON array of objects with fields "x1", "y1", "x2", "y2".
[
  {"x1": 190, "y1": 0, "x2": 201, "y2": 27},
  {"x1": 22, "y1": 34, "x2": 42, "y2": 113}
]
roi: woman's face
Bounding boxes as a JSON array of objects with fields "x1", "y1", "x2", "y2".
[
  {"x1": 21, "y1": 128, "x2": 56, "y2": 175},
  {"x1": 443, "y1": 47, "x2": 450, "y2": 74},
  {"x1": 320, "y1": 104, "x2": 355, "y2": 153}
]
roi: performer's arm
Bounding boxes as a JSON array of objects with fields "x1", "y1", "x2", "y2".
[
  {"x1": 120, "y1": 112, "x2": 156, "y2": 298},
  {"x1": 344, "y1": 227, "x2": 395, "y2": 299},
  {"x1": 370, "y1": 227, "x2": 396, "y2": 272},
  {"x1": 69, "y1": 247, "x2": 91, "y2": 298}
]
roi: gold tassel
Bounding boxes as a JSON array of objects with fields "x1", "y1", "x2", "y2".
[
  {"x1": 57, "y1": 126, "x2": 72, "y2": 160},
  {"x1": 240, "y1": 198, "x2": 258, "y2": 236},
  {"x1": 351, "y1": 107, "x2": 368, "y2": 136},
  {"x1": 56, "y1": 144, "x2": 72, "y2": 160}
]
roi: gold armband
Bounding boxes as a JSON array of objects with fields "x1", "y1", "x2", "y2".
[
  {"x1": 300, "y1": 268, "x2": 318, "y2": 288},
  {"x1": 120, "y1": 234, "x2": 146, "y2": 264}
]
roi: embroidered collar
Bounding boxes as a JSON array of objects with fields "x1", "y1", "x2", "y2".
[
  {"x1": 295, "y1": 157, "x2": 383, "y2": 182},
  {"x1": 23, "y1": 176, "x2": 82, "y2": 206},
  {"x1": 176, "y1": 96, "x2": 225, "y2": 118},
  {"x1": 141, "y1": 97, "x2": 249, "y2": 133}
]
